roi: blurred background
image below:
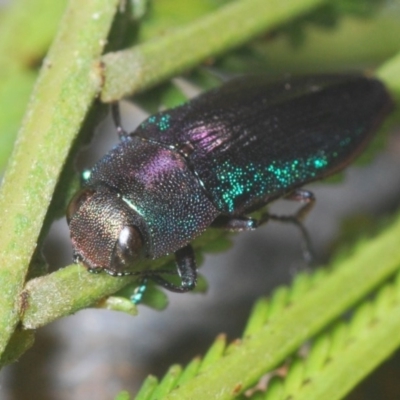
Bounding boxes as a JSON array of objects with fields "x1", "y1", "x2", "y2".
[{"x1": 1, "y1": 0, "x2": 400, "y2": 399}]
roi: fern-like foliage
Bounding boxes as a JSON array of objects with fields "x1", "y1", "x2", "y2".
[{"x1": 119, "y1": 211, "x2": 400, "y2": 399}]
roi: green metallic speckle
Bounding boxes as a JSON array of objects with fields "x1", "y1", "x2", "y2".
[
  {"x1": 141, "y1": 113, "x2": 171, "y2": 132},
  {"x1": 340, "y1": 137, "x2": 351, "y2": 147},
  {"x1": 216, "y1": 153, "x2": 331, "y2": 212},
  {"x1": 158, "y1": 114, "x2": 171, "y2": 131},
  {"x1": 313, "y1": 158, "x2": 328, "y2": 169}
]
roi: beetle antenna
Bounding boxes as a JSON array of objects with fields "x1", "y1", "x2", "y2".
[{"x1": 111, "y1": 102, "x2": 129, "y2": 139}]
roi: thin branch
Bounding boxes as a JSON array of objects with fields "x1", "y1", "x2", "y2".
[
  {"x1": 100, "y1": 0, "x2": 326, "y2": 102},
  {"x1": 0, "y1": 0, "x2": 119, "y2": 357}
]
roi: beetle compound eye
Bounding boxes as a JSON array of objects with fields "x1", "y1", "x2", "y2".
[
  {"x1": 67, "y1": 189, "x2": 95, "y2": 223},
  {"x1": 110, "y1": 226, "x2": 144, "y2": 272}
]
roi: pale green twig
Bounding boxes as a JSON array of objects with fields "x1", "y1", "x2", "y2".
[{"x1": 0, "y1": 0, "x2": 119, "y2": 357}]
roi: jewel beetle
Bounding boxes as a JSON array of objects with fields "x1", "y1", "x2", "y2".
[{"x1": 67, "y1": 73, "x2": 393, "y2": 294}]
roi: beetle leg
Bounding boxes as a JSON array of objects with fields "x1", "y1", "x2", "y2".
[
  {"x1": 144, "y1": 244, "x2": 197, "y2": 293},
  {"x1": 111, "y1": 102, "x2": 130, "y2": 140},
  {"x1": 283, "y1": 189, "x2": 315, "y2": 221},
  {"x1": 268, "y1": 189, "x2": 316, "y2": 264},
  {"x1": 211, "y1": 189, "x2": 315, "y2": 264},
  {"x1": 211, "y1": 215, "x2": 257, "y2": 231},
  {"x1": 175, "y1": 245, "x2": 198, "y2": 290},
  {"x1": 268, "y1": 214, "x2": 315, "y2": 264}
]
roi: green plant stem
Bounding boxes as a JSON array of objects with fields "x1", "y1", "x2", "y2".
[
  {"x1": 0, "y1": 0, "x2": 119, "y2": 357},
  {"x1": 21, "y1": 232, "x2": 220, "y2": 329},
  {"x1": 100, "y1": 0, "x2": 326, "y2": 102},
  {"x1": 0, "y1": 329, "x2": 35, "y2": 366}
]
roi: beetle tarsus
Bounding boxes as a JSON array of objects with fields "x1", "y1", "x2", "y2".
[
  {"x1": 285, "y1": 189, "x2": 316, "y2": 221},
  {"x1": 175, "y1": 245, "x2": 197, "y2": 290}
]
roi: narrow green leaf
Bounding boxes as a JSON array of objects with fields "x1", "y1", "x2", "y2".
[
  {"x1": 303, "y1": 336, "x2": 330, "y2": 376},
  {"x1": 264, "y1": 377, "x2": 285, "y2": 400},
  {"x1": 150, "y1": 365, "x2": 182, "y2": 400},
  {"x1": 199, "y1": 334, "x2": 227, "y2": 372},
  {"x1": 135, "y1": 375, "x2": 159, "y2": 400},
  {"x1": 243, "y1": 297, "x2": 270, "y2": 337},
  {"x1": 176, "y1": 357, "x2": 202, "y2": 387},
  {"x1": 283, "y1": 358, "x2": 305, "y2": 396},
  {"x1": 265, "y1": 287, "x2": 289, "y2": 320},
  {"x1": 288, "y1": 272, "x2": 312, "y2": 301}
]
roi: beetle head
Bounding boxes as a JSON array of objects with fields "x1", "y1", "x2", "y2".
[{"x1": 67, "y1": 187, "x2": 146, "y2": 275}]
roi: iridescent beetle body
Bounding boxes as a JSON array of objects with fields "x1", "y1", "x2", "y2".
[{"x1": 68, "y1": 74, "x2": 393, "y2": 294}]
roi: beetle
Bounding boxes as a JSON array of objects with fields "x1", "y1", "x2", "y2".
[{"x1": 67, "y1": 73, "x2": 393, "y2": 295}]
